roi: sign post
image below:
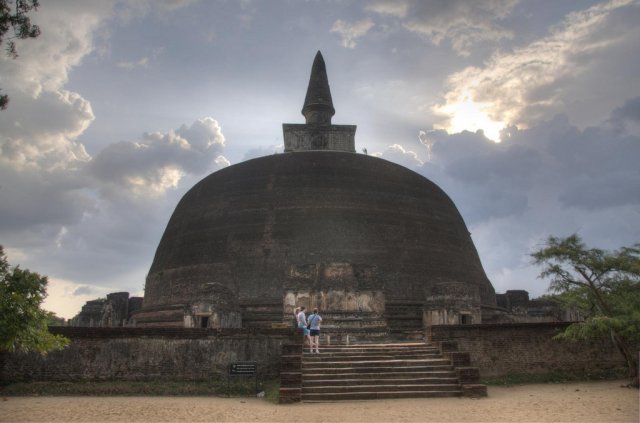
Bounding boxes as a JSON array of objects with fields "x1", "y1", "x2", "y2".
[{"x1": 227, "y1": 361, "x2": 258, "y2": 395}]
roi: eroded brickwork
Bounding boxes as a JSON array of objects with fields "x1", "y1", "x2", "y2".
[
  {"x1": 282, "y1": 124, "x2": 356, "y2": 152},
  {"x1": 1, "y1": 327, "x2": 294, "y2": 383},
  {"x1": 430, "y1": 322, "x2": 626, "y2": 377}
]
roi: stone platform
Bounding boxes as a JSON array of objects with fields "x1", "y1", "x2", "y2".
[{"x1": 279, "y1": 341, "x2": 486, "y2": 403}]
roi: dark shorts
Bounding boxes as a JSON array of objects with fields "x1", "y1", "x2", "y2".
[{"x1": 310, "y1": 329, "x2": 320, "y2": 336}]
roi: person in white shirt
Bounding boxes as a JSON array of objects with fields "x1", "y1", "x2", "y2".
[
  {"x1": 293, "y1": 307, "x2": 300, "y2": 329},
  {"x1": 296, "y1": 306, "x2": 311, "y2": 350}
]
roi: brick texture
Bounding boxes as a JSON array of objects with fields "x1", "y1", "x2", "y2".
[
  {"x1": 430, "y1": 322, "x2": 626, "y2": 377},
  {"x1": 1, "y1": 327, "x2": 294, "y2": 383}
]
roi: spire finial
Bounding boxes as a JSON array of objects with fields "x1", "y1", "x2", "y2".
[{"x1": 301, "y1": 51, "x2": 335, "y2": 125}]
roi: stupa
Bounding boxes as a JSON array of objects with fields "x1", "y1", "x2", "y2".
[{"x1": 133, "y1": 51, "x2": 496, "y2": 339}]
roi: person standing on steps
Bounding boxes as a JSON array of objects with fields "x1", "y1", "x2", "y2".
[
  {"x1": 308, "y1": 308, "x2": 322, "y2": 353},
  {"x1": 292, "y1": 307, "x2": 300, "y2": 329},
  {"x1": 296, "y1": 306, "x2": 311, "y2": 350}
]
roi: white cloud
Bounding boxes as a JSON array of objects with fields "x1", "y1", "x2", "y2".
[
  {"x1": 434, "y1": 0, "x2": 640, "y2": 133},
  {"x1": 331, "y1": 18, "x2": 375, "y2": 49},
  {"x1": 0, "y1": 2, "x2": 109, "y2": 173},
  {"x1": 117, "y1": 56, "x2": 149, "y2": 70},
  {"x1": 368, "y1": 0, "x2": 518, "y2": 56},
  {"x1": 87, "y1": 118, "x2": 227, "y2": 200},
  {"x1": 373, "y1": 144, "x2": 424, "y2": 168},
  {"x1": 0, "y1": 1, "x2": 233, "y2": 319},
  {"x1": 365, "y1": 0, "x2": 409, "y2": 18},
  {"x1": 0, "y1": 90, "x2": 94, "y2": 171},
  {"x1": 117, "y1": 47, "x2": 164, "y2": 70},
  {"x1": 213, "y1": 155, "x2": 229, "y2": 168}
]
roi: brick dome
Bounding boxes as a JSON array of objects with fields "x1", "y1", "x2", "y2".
[{"x1": 137, "y1": 151, "x2": 496, "y2": 329}]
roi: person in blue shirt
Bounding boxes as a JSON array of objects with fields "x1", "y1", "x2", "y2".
[{"x1": 308, "y1": 308, "x2": 323, "y2": 353}]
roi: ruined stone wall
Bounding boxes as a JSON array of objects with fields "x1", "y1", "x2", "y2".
[
  {"x1": 424, "y1": 281, "x2": 482, "y2": 325},
  {"x1": 429, "y1": 323, "x2": 626, "y2": 377},
  {"x1": 69, "y1": 299, "x2": 105, "y2": 327},
  {"x1": 1, "y1": 327, "x2": 294, "y2": 383},
  {"x1": 490, "y1": 290, "x2": 583, "y2": 323}
]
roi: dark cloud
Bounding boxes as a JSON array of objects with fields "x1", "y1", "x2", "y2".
[
  {"x1": 611, "y1": 97, "x2": 640, "y2": 123},
  {"x1": 0, "y1": 116, "x2": 228, "y2": 294},
  {"x1": 376, "y1": 107, "x2": 640, "y2": 297},
  {"x1": 608, "y1": 97, "x2": 640, "y2": 133},
  {"x1": 72, "y1": 286, "x2": 98, "y2": 296},
  {"x1": 422, "y1": 113, "x2": 640, "y2": 222}
]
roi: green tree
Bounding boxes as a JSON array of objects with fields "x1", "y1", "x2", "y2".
[
  {"x1": 0, "y1": 0, "x2": 40, "y2": 109},
  {"x1": 531, "y1": 234, "x2": 640, "y2": 388},
  {"x1": 0, "y1": 245, "x2": 69, "y2": 354}
]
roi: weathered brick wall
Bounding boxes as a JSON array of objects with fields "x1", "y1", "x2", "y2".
[
  {"x1": 282, "y1": 124, "x2": 356, "y2": 153},
  {"x1": 2, "y1": 327, "x2": 295, "y2": 383},
  {"x1": 430, "y1": 322, "x2": 626, "y2": 377}
]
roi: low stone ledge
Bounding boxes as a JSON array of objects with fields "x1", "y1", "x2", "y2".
[
  {"x1": 47, "y1": 326, "x2": 295, "y2": 339},
  {"x1": 447, "y1": 351, "x2": 471, "y2": 367},
  {"x1": 282, "y1": 344, "x2": 302, "y2": 355},
  {"x1": 456, "y1": 367, "x2": 480, "y2": 383},
  {"x1": 279, "y1": 387, "x2": 301, "y2": 404},
  {"x1": 439, "y1": 341, "x2": 458, "y2": 352},
  {"x1": 280, "y1": 355, "x2": 302, "y2": 371},
  {"x1": 461, "y1": 384, "x2": 487, "y2": 397},
  {"x1": 280, "y1": 372, "x2": 301, "y2": 387}
]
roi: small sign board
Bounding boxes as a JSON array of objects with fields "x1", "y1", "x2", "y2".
[
  {"x1": 227, "y1": 361, "x2": 258, "y2": 395},
  {"x1": 229, "y1": 361, "x2": 257, "y2": 375},
  {"x1": 271, "y1": 322, "x2": 290, "y2": 329}
]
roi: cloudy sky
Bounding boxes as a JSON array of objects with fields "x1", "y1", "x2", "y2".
[{"x1": 1, "y1": 0, "x2": 639, "y2": 319}]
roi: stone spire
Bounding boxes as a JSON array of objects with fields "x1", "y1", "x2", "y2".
[
  {"x1": 302, "y1": 51, "x2": 335, "y2": 125},
  {"x1": 283, "y1": 51, "x2": 356, "y2": 153}
]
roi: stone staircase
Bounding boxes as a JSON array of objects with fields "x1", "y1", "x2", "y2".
[{"x1": 279, "y1": 341, "x2": 487, "y2": 403}]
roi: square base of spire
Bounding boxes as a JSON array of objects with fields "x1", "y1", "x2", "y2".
[{"x1": 283, "y1": 124, "x2": 356, "y2": 153}]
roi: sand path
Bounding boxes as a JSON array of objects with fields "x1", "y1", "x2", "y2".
[{"x1": 1, "y1": 380, "x2": 637, "y2": 422}]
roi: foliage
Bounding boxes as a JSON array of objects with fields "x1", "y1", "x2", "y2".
[
  {"x1": 0, "y1": 245, "x2": 69, "y2": 354},
  {"x1": 531, "y1": 234, "x2": 640, "y2": 388},
  {"x1": 45, "y1": 310, "x2": 66, "y2": 326},
  {"x1": 0, "y1": 0, "x2": 40, "y2": 109}
]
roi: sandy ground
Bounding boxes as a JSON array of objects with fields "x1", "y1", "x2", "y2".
[{"x1": 0, "y1": 380, "x2": 637, "y2": 423}]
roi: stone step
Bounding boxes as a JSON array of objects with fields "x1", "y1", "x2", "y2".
[
  {"x1": 302, "y1": 358, "x2": 451, "y2": 368},
  {"x1": 284, "y1": 341, "x2": 486, "y2": 403},
  {"x1": 303, "y1": 348, "x2": 440, "y2": 354},
  {"x1": 303, "y1": 370, "x2": 457, "y2": 380},
  {"x1": 302, "y1": 353, "x2": 441, "y2": 361},
  {"x1": 317, "y1": 342, "x2": 428, "y2": 348},
  {"x1": 302, "y1": 383, "x2": 461, "y2": 394},
  {"x1": 303, "y1": 377, "x2": 460, "y2": 387},
  {"x1": 304, "y1": 346, "x2": 439, "y2": 354},
  {"x1": 302, "y1": 364, "x2": 454, "y2": 374},
  {"x1": 301, "y1": 390, "x2": 462, "y2": 402},
  {"x1": 302, "y1": 349, "x2": 440, "y2": 356}
]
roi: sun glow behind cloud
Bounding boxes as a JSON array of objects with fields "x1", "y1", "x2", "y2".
[{"x1": 433, "y1": 93, "x2": 505, "y2": 142}]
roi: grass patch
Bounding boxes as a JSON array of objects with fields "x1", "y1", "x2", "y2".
[
  {"x1": 483, "y1": 368, "x2": 627, "y2": 386},
  {"x1": 0, "y1": 378, "x2": 280, "y2": 401}
]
